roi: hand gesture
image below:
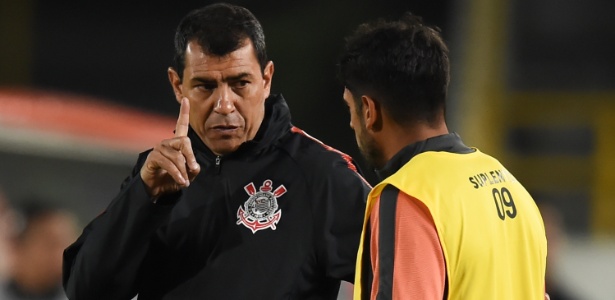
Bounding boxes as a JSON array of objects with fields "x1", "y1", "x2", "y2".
[{"x1": 140, "y1": 98, "x2": 201, "y2": 198}]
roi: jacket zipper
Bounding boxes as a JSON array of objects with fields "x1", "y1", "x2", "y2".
[{"x1": 215, "y1": 155, "x2": 221, "y2": 174}]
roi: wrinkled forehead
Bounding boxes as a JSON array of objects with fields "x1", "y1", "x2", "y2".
[{"x1": 185, "y1": 40, "x2": 259, "y2": 68}]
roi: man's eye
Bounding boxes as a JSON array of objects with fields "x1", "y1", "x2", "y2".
[
  {"x1": 196, "y1": 83, "x2": 216, "y2": 91},
  {"x1": 202, "y1": 84, "x2": 217, "y2": 90},
  {"x1": 235, "y1": 80, "x2": 249, "y2": 88}
]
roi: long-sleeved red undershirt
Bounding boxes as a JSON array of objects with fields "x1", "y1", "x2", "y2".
[{"x1": 369, "y1": 192, "x2": 446, "y2": 299}]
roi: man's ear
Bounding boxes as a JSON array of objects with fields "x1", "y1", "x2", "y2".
[
  {"x1": 262, "y1": 61, "x2": 274, "y2": 96},
  {"x1": 168, "y1": 67, "x2": 184, "y2": 104},
  {"x1": 361, "y1": 95, "x2": 382, "y2": 131}
]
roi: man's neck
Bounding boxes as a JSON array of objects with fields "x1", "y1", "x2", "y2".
[{"x1": 378, "y1": 121, "x2": 449, "y2": 164}]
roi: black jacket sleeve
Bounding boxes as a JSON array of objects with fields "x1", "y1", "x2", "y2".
[
  {"x1": 62, "y1": 154, "x2": 179, "y2": 300},
  {"x1": 316, "y1": 157, "x2": 371, "y2": 283}
]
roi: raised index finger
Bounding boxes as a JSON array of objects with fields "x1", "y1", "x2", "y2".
[{"x1": 175, "y1": 97, "x2": 190, "y2": 137}]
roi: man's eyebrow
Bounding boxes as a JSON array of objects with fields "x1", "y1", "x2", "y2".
[
  {"x1": 191, "y1": 77, "x2": 217, "y2": 84},
  {"x1": 190, "y1": 72, "x2": 253, "y2": 84},
  {"x1": 225, "y1": 72, "x2": 252, "y2": 81}
]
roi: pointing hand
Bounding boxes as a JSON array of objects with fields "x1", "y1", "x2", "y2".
[{"x1": 140, "y1": 98, "x2": 201, "y2": 198}]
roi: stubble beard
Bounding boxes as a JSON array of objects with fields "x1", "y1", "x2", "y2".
[{"x1": 357, "y1": 126, "x2": 385, "y2": 170}]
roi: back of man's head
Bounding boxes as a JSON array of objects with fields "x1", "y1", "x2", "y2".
[
  {"x1": 173, "y1": 3, "x2": 268, "y2": 78},
  {"x1": 338, "y1": 13, "x2": 450, "y2": 127},
  {"x1": 10, "y1": 201, "x2": 77, "y2": 294}
]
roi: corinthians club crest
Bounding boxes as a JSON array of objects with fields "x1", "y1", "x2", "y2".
[{"x1": 237, "y1": 180, "x2": 286, "y2": 234}]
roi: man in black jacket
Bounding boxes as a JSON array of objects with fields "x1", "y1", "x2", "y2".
[{"x1": 62, "y1": 3, "x2": 370, "y2": 300}]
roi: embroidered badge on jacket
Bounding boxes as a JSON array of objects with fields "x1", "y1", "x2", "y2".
[{"x1": 236, "y1": 179, "x2": 286, "y2": 233}]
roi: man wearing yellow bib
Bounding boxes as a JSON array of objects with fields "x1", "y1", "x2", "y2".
[{"x1": 338, "y1": 13, "x2": 547, "y2": 300}]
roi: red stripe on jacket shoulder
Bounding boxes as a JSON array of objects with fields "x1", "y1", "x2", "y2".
[{"x1": 291, "y1": 126, "x2": 357, "y2": 172}]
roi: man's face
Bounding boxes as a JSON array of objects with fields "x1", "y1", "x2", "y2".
[
  {"x1": 170, "y1": 39, "x2": 273, "y2": 155},
  {"x1": 343, "y1": 88, "x2": 383, "y2": 168}
]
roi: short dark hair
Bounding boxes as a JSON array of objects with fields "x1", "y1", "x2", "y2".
[
  {"x1": 173, "y1": 3, "x2": 268, "y2": 78},
  {"x1": 12, "y1": 201, "x2": 66, "y2": 242},
  {"x1": 338, "y1": 13, "x2": 450, "y2": 126}
]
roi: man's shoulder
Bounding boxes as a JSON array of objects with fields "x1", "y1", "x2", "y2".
[
  {"x1": 274, "y1": 127, "x2": 369, "y2": 190},
  {"x1": 276, "y1": 127, "x2": 370, "y2": 195},
  {"x1": 281, "y1": 126, "x2": 357, "y2": 166}
]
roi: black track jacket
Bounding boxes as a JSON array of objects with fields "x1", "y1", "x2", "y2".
[{"x1": 63, "y1": 94, "x2": 370, "y2": 300}]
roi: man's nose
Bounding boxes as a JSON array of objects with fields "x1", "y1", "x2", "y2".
[{"x1": 213, "y1": 86, "x2": 236, "y2": 115}]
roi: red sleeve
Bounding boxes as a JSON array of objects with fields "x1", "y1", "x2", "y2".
[{"x1": 369, "y1": 191, "x2": 446, "y2": 299}]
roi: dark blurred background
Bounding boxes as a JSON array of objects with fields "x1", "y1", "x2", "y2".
[
  {"x1": 19, "y1": 0, "x2": 453, "y2": 184},
  {"x1": 0, "y1": 0, "x2": 455, "y2": 219},
  {"x1": 1, "y1": 0, "x2": 615, "y2": 299}
]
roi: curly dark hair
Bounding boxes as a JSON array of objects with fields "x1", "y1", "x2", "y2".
[
  {"x1": 173, "y1": 3, "x2": 268, "y2": 79},
  {"x1": 338, "y1": 13, "x2": 450, "y2": 126}
]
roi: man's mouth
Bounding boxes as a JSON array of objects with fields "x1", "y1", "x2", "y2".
[{"x1": 213, "y1": 125, "x2": 239, "y2": 131}]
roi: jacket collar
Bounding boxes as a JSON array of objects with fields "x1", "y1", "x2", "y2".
[
  {"x1": 375, "y1": 132, "x2": 474, "y2": 180},
  {"x1": 188, "y1": 94, "x2": 292, "y2": 162}
]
